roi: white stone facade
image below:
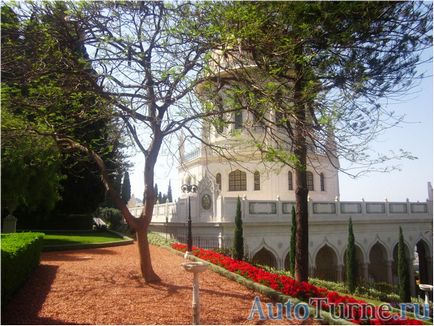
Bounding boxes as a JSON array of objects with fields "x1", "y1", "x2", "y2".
[
  {"x1": 129, "y1": 73, "x2": 433, "y2": 292},
  {"x1": 131, "y1": 193, "x2": 433, "y2": 294}
]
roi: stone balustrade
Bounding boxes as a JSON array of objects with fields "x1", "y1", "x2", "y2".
[{"x1": 130, "y1": 197, "x2": 432, "y2": 224}]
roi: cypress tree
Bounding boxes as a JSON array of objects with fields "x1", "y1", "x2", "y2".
[
  {"x1": 233, "y1": 196, "x2": 244, "y2": 260},
  {"x1": 398, "y1": 227, "x2": 411, "y2": 302},
  {"x1": 167, "y1": 180, "x2": 173, "y2": 202},
  {"x1": 154, "y1": 183, "x2": 159, "y2": 203},
  {"x1": 290, "y1": 206, "x2": 296, "y2": 276},
  {"x1": 121, "y1": 171, "x2": 131, "y2": 205},
  {"x1": 345, "y1": 218, "x2": 356, "y2": 293}
]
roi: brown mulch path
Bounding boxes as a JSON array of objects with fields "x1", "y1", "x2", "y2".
[{"x1": 2, "y1": 244, "x2": 316, "y2": 325}]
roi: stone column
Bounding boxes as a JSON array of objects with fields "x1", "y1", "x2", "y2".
[
  {"x1": 308, "y1": 197, "x2": 313, "y2": 216},
  {"x1": 386, "y1": 260, "x2": 393, "y2": 284},
  {"x1": 362, "y1": 263, "x2": 369, "y2": 282},
  {"x1": 192, "y1": 272, "x2": 200, "y2": 324},
  {"x1": 218, "y1": 231, "x2": 223, "y2": 249},
  {"x1": 337, "y1": 264, "x2": 343, "y2": 282}
]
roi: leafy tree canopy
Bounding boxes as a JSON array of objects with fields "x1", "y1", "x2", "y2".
[{"x1": 1, "y1": 3, "x2": 128, "y2": 217}]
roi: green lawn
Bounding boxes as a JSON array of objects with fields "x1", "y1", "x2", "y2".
[{"x1": 43, "y1": 231, "x2": 124, "y2": 246}]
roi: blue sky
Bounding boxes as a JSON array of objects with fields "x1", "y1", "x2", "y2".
[
  {"x1": 129, "y1": 60, "x2": 433, "y2": 203},
  {"x1": 339, "y1": 59, "x2": 433, "y2": 202}
]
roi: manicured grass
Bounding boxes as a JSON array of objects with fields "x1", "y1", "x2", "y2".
[{"x1": 43, "y1": 231, "x2": 124, "y2": 247}]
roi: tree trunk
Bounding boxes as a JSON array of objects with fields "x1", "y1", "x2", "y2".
[
  {"x1": 293, "y1": 49, "x2": 309, "y2": 282},
  {"x1": 56, "y1": 138, "x2": 162, "y2": 283},
  {"x1": 135, "y1": 134, "x2": 163, "y2": 282},
  {"x1": 136, "y1": 221, "x2": 161, "y2": 283},
  {"x1": 294, "y1": 167, "x2": 309, "y2": 282}
]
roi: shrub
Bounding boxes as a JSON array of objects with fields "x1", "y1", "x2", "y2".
[
  {"x1": 259, "y1": 265, "x2": 402, "y2": 305},
  {"x1": 345, "y1": 218, "x2": 356, "y2": 293},
  {"x1": 232, "y1": 196, "x2": 244, "y2": 260},
  {"x1": 213, "y1": 247, "x2": 233, "y2": 257},
  {"x1": 171, "y1": 243, "x2": 422, "y2": 325},
  {"x1": 1, "y1": 232, "x2": 44, "y2": 305},
  {"x1": 96, "y1": 207, "x2": 122, "y2": 229},
  {"x1": 398, "y1": 226, "x2": 411, "y2": 302},
  {"x1": 36, "y1": 214, "x2": 94, "y2": 230},
  {"x1": 147, "y1": 232, "x2": 174, "y2": 247}
]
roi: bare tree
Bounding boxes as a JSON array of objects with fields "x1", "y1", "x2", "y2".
[{"x1": 58, "y1": 1, "x2": 218, "y2": 282}]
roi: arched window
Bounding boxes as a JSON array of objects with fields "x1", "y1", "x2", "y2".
[
  {"x1": 254, "y1": 171, "x2": 260, "y2": 191},
  {"x1": 306, "y1": 171, "x2": 314, "y2": 191},
  {"x1": 229, "y1": 170, "x2": 246, "y2": 191},
  {"x1": 216, "y1": 173, "x2": 222, "y2": 191},
  {"x1": 288, "y1": 171, "x2": 293, "y2": 190},
  {"x1": 320, "y1": 173, "x2": 325, "y2": 191}
]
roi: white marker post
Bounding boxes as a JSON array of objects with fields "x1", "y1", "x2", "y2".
[{"x1": 181, "y1": 261, "x2": 208, "y2": 325}]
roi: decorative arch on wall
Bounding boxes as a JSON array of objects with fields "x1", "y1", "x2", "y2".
[
  {"x1": 352, "y1": 241, "x2": 368, "y2": 264},
  {"x1": 343, "y1": 244, "x2": 365, "y2": 283},
  {"x1": 391, "y1": 238, "x2": 413, "y2": 260},
  {"x1": 415, "y1": 234, "x2": 433, "y2": 256},
  {"x1": 283, "y1": 248, "x2": 313, "y2": 271},
  {"x1": 314, "y1": 244, "x2": 339, "y2": 282},
  {"x1": 251, "y1": 240, "x2": 279, "y2": 269},
  {"x1": 367, "y1": 237, "x2": 391, "y2": 262},
  {"x1": 368, "y1": 241, "x2": 389, "y2": 283},
  {"x1": 415, "y1": 238, "x2": 433, "y2": 285},
  {"x1": 312, "y1": 238, "x2": 342, "y2": 266}
]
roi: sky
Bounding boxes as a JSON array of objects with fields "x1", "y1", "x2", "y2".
[{"x1": 129, "y1": 60, "x2": 433, "y2": 203}]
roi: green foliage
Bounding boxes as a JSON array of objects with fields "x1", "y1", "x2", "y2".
[
  {"x1": 147, "y1": 232, "x2": 175, "y2": 247},
  {"x1": 213, "y1": 247, "x2": 234, "y2": 257},
  {"x1": 202, "y1": 2, "x2": 432, "y2": 168},
  {"x1": 354, "y1": 283, "x2": 400, "y2": 303},
  {"x1": 262, "y1": 264, "x2": 401, "y2": 304},
  {"x1": 233, "y1": 196, "x2": 244, "y2": 260},
  {"x1": 121, "y1": 171, "x2": 131, "y2": 204},
  {"x1": 345, "y1": 218, "x2": 356, "y2": 293},
  {"x1": 398, "y1": 227, "x2": 411, "y2": 302},
  {"x1": 201, "y1": 0, "x2": 431, "y2": 284},
  {"x1": 96, "y1": 207, "x2": 122, "y2": 229},
  {"x1": 289, "y1": 206, "x2": 296, "y2": 276},
  {"x1": 1, "y1": 107, "x2": 63, "y2": 213},
  {"x1": 1, "y1": 232, "x2": 44, "y2": 305},
  {"x1": 154, "y1": 183, "x2": 159, "y2": 204},
  {"x1": 1, "y1": 3, "x2": 128, "y2": 221},
  {"x1": 167, "y1": 180, "x2": 173, "y2": 203}
]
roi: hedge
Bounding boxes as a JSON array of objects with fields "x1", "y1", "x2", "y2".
[{"x1": 1, "y1": 232, "x2": 45, "y2": 306}]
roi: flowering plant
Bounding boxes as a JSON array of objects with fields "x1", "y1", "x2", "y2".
[{"x1": 172, "y1": 243, "x2": 423, "y2": 325}]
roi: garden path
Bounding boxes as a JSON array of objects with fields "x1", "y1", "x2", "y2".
[{"x1": 2, "y1": 244, "x2": 314, "y2": 325}]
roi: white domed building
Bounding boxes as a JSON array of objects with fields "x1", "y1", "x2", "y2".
[{"x1": 130, "y1": 52, "x2": 433, "y2": 295}]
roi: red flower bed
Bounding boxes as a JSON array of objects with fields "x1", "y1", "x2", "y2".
[{"x1": 172, "y1": 243, "x2": 422, "y2": 325}]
